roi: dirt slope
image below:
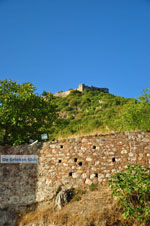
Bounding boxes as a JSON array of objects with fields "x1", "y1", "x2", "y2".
[{"x1": 17, "y1": 184, "x2": 124, "y2": 226}]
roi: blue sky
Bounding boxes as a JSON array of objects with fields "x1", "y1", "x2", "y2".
[{"x1": 0, "y1": 0, "x2": 150, "y2": 98}]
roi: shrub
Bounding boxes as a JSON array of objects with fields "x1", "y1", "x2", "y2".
[{"x1": 109, "y1": 164, "x2": 150, "y2": 226}]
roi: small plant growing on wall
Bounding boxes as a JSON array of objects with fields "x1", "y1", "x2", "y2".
[
  {"x1": 109, "y1": 164, "x2": 150, "y2": 226},
  {"x1": 73, "y1": 194, "x2": 81, "y2": 201},
  {"x1": 89, "y1": 183, "x2": 98, "y2": 191},
  {"x1": 72, "y1": 189, "x2": 87, "y2": 202}
]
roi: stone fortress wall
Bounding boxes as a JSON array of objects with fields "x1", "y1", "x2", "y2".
[
  {"x1": 53, "y1": 83, "x2": 109, "y2": 97},
  {"x1": 0, "y1": 131, "x2": 150, "y2": 225}
]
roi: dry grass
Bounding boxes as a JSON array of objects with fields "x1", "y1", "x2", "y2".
[
  {"x1": 55, "y1": 129, "x2": 143, "y2": 141},
  {"x1": 55, "y1": 128, "x2": 114, "y2": 141},
  {"x1": 17, "y1": 184, "x2": 124, "y2": 226}
]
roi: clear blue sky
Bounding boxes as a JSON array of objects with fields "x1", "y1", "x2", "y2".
[{"x1": 0, "y1": 0, "x2": 150, "y2": 98}]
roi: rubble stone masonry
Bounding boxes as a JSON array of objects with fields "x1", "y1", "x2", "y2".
[{"x1": 0, "y1": 131, "x2": 150, "y2": 225}]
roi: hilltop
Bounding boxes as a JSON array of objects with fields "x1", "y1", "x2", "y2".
[
  {"x1": 53, "y1": 83, "x2": 109, "y2": 97},
  {"x1": 48, "y1": 87, "x2": 147, "y2": 141}
]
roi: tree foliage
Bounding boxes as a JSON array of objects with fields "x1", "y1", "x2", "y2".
[
  {"x1": 109, "y1": 165, "x2": 150, "y2": 226},
  {"x1": 0, "y1": 79, "x2": 57, "y2": 145},
  {"x1": 119, "y1": 89, "x2": 150, "y2": 130}
]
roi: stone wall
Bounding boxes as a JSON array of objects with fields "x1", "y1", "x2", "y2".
[
  {"x1": 78, "y1": 84, "x2": 109, "y2": 93},
  {"x1": 0, "y1": 131, "x2": 150, "y2": 225},
  {"x1": 53, "y1": 83, "x2": 109, "y2": 97},
  {"x1": 0, "y1": 145, "x2": 39, "y2": 225},
  {"x1": 53, "y1": 90, "x2": 71, "y2": 97}
]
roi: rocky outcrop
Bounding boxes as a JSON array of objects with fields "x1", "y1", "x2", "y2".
[{"x1": 54, "y1": 186, "x2": 74, "y2": 210}]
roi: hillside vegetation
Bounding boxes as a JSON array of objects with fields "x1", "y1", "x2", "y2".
[
  {"x1": 1, "y1": 79, "x2": 150, "y2": 145},
  {"x1": 49, "y1": 88, "x2": 150, "y2": 140}
]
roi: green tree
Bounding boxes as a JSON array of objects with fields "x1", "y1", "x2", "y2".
[
  {"x1": 0, "y1": 79, "x2": 57, "y2": 145},
  {"x1": 118, "y1": 89, "x2": 150, "y2": 131}
]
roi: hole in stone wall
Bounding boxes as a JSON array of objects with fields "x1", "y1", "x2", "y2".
[
  {"x1": 78, "y1": 162, "x2": 82, "y2": 166},
  {"x1": 95, "y1": 173, "x2": 98, "y2": 178},
  {"x1": 93, "y1": 145, "x2": 96, "y2": 149},
  {"x1": 112, "y1": 157, "x2": 116, "y2": 162},
  {"x1": 60, "y1": 145, "x2": 63, "y2": 149},
  {"x1": 69, "y1": 172, "x2": 72, "y2": 176},
  {"x1": 58, "y1": 160, "x2": 62, "y2": 163},
  {"x1": 74, "y1": 158, "x2": 78, "y2": 162}
]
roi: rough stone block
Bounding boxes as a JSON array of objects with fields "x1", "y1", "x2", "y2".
[
  {"x1": 72, "y1": 173, "x2": 79, "y2": 179},
  {"x1": 85, "y1": 179, "x2": 92, "y2": 185},
  {"x1": 81, "y1": 173, "x2": 86, "y2": 178},
  {"x1": 90, "y1": 174, "x2": 95, "y2": 179},
  {"x1": 121, "y1": 149, "x2": 127, "y2": 154},
  {"x1": 95, "y1": 161, "x2": 100, "y2": 166},
  {"x1": 82, "y1": 138, "x2": 88, "y2": 143},
  {"x1": 86, "y1": 157, "x2": 92, "y2": 161},
  {"x1": 50, "y1": 144, "x2": 56, "y2": 148}
]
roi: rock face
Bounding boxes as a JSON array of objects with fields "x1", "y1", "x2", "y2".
[{"x1": 54, "y1": 186, "x2": 74, "y2": 210}]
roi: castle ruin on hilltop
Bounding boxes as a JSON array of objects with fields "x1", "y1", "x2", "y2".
[{"x1": 54, "y1": 83, "x2": 109, "y2": 97}]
